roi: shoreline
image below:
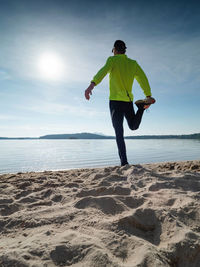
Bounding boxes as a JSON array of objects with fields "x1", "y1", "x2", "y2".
[
  {"x1": 0, "y1": 159, "x2": 200, "y2": 176},
  {"x1": 0, "y1": 160, "x2": 200, "y2": 266}
]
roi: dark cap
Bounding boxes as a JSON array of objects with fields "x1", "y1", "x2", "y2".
[{"x1": 113, "y1": 40, "x2": 127, "y2": 52}]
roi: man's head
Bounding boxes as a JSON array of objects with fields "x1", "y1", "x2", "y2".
[{"x1": 112, "y1": 40, "x2": 127, "y2": 55}]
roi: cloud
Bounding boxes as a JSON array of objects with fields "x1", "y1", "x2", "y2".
[
  {"x1": 0, "y1": 69, "x2": 11, "y2": 80},
  {"x1": 21, "y1": 101, "x2": 107, "y2": 118},
  {"x1": 0, "y1": 114, "x2": 19, "y2": 120}
]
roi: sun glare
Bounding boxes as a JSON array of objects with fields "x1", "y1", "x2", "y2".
[{"x1": 38, "y1": 52, "x2": 64, "y2": 80}]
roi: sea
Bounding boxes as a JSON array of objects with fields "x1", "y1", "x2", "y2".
[{"x1": 0, "y1": 139, "x2": 199, "y2": 174}]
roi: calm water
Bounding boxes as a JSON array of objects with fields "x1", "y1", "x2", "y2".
[{"x1": 0, "y1": 139, "x2": 199, "y2": 174}]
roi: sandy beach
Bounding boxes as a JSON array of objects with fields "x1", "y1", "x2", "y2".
[{"x1": 0, "y1": 160, "x2": 200, "y2": 267}]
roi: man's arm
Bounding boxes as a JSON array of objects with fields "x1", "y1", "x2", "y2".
[
  {"x1": 85, "y1": 57, "x2": 112, "y2": 100},
  {"x1": 85, "y1": 82, "x2": 96, "y2": 100},
  {"x1": 135, "y1": 62, "x2": 152, "y2": 97}
]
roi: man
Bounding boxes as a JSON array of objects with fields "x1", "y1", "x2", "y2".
[{"x1": 85, "y1": 40, "x2": 155, "y2": 166}]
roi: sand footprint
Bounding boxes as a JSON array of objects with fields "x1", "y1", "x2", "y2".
[
  {"x1": 64, "y1": 182, "x2": 79, "y2": 188},
  {"x1": 115, "y1": 196, "x2": 145, "y2": 209},
  {"x1": 103, "y1": 173, "x2": 127, "y2": 183},
  {"x1": 77, "y1": 186, "x2": 131, "y2": 198},
  {"x1": 0, "y1": 255, "x2": 28, "y2": 267},
  {"x1": 50, "y1": 244, "x2": 90, "y2": 266},
  {"x1": 148, "y1": 182, "x2": 174, "y2": 191},
  {"x1": 40, "y1": 188, "x2": 53, "y2": 198},
  {"x1": 113, "y1": 208, "x2": 161, "y2": 245},
  {"x1": 17, "y1": 196, "x2": 38, "y2": 204},
  {"x1": 14, "y1": 190, "x2": 32, "y2": 200},
  {"x1": 0, "y1": 203, "x2": 20, "y2": 216},
  {"x1": 17, "y1": 181, "x2": 32, "y2": 190},
  {"x1": 75, "y1": 196, "x2": 128, "y2": 215},
  {"x1": 51, "y1": 194, "x2": 63, "y2": 202},
  {"x1": 0, "y1": 198, "x2": 13, "y2": 204}
]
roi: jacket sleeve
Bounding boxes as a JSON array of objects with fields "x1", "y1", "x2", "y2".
[
  {"x1": 135, "y1": 62, "x2": 152, "y2": 96},
  {"x1": 91, "y1": 57, "x2": 112, "y2": 85}
]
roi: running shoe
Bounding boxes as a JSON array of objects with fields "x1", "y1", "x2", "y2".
[{"x1": 135, "y1": 97, "x2": 156, "y2": 109}]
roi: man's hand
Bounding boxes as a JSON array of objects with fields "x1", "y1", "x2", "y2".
[{"x1": 85, "y1": 82, "x2": 95, "y2": 100}]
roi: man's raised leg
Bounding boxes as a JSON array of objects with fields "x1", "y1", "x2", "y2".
[{"x1": 125, "y1": 102, "x2": 145, "y2": 131}]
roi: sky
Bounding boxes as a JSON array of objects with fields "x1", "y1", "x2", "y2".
[{"x1": 0, "y1": 0, "x2": 200, "y2": 137}]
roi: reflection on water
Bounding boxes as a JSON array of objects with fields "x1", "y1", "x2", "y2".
[{"x1": 0, "y1": 139, "x2": 199, "y2": 174}]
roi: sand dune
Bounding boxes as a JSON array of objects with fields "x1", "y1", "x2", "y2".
[{"x1": 0, "y1": 160, "x2": 200, "y2": 267}]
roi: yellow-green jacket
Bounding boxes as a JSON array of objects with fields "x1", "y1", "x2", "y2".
[{"x1": 91, "y1": 54, "x2": 151, "y2": 102}]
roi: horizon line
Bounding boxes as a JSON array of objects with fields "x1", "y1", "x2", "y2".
[{"x1": 0, "y1": 132, "x2": 200, "y2": 139}]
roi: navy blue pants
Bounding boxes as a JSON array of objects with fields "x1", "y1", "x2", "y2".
[{"x1": 109, "y1": 100, "x2": 144, "y2": 166}]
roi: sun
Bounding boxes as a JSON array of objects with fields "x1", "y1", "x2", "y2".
[{"x1": 38, "y1": 52, "x2": 64, "y2": 80}]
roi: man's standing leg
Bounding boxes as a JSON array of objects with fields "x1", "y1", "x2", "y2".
[{"x1": 109, "y1": 101, "x2": 128, "y2": 166}]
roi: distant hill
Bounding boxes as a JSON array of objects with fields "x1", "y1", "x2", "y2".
[
  {"x1": 0, "y1": 137, "x2": 37, "y2": 140},
  {"x1": 39, "y1": 133, "x2": 114, "y2": 139},
  {"x1": 39, "y1": 133, "x2": 200, "y2": 139},
  {"x1": 0, "y1": 133, "x2": 200, "y2": 140},
  {"x1": 125, "y1": 133, "x2": 200, "y2": 139}
]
